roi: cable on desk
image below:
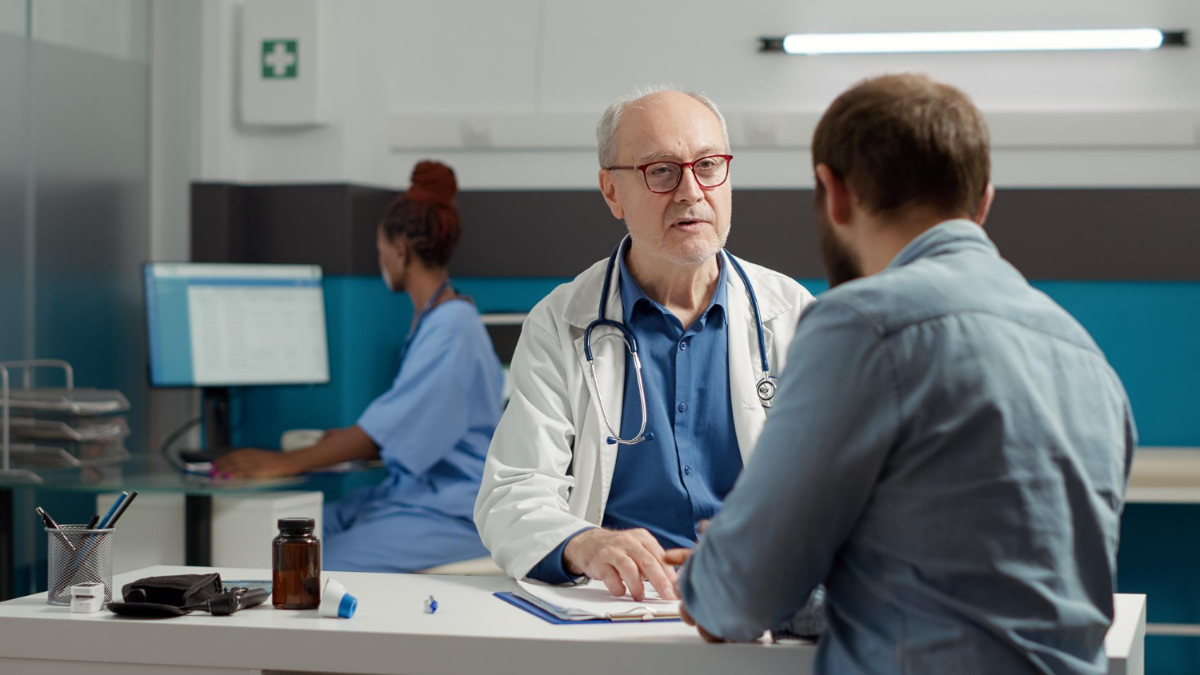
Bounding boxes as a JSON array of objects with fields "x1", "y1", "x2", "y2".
[{"x1": 160, "y1": 415, "x2": 203, "y2": 471}]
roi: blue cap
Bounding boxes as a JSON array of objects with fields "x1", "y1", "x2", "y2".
[{"x1": 338, "y1": 592, "x2": 357, "y2": 618}]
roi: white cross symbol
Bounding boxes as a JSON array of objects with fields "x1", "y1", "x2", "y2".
[{"x1": 264, "y1": 42, "x2": 296, "y2": 77}]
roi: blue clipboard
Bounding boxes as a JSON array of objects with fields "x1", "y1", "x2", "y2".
[{"x1": 493, "y1": 592, "x2": 681, "y2": 625}]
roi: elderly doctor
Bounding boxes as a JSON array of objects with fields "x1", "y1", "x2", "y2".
[{"x1": 474, "y1": 87, "x2": 815, "y2": 600}]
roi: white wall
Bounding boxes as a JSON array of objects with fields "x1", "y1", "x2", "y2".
[
  {"x1": 161, "y1": 0, "x2": 1200, "y2": 195},
  {"x1": 0, "y1": 0, "x2": 24, "y2": 36},
  {"x1": 33, "y1": 0, "x2": 149, "y2": 63}
]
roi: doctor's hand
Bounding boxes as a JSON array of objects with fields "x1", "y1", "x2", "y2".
[
  {"x1": 212, "y1": 449, "x2": 299, "y2": 479},
  {"x1": 563, "y1": 528, "x2": 678, "y2": 602},
  {"x1": 662, "y1": 548, "x2": 727, "y2": 644}
]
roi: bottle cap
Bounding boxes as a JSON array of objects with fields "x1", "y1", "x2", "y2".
[{"x1": 277, "y1": 517, "x2": 315, "y2": 533}]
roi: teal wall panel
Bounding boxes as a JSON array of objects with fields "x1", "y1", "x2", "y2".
[{"x1": 1034, "y1": 281, "x2": 1200, "y2": 447}]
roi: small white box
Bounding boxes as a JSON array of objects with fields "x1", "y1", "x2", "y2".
[{"x1": 71, "y1": 583, "x2": 105, "y2": 613}]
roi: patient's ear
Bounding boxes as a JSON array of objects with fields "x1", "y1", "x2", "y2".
[
  {"x1": 975, "y1": 184, "x2": 996, "y2": 228},
  {"x1": 815, "y1": 164, "x2": 852, "y2": 227}
]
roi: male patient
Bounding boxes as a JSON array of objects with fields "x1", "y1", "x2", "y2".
[{"x1": 671, "y1": 74, "x2": 1136, "y2": 674}]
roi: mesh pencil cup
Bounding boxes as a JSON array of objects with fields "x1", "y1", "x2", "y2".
[{"x1": 46, "y1": 526, "x2": 114, "y2": 606}]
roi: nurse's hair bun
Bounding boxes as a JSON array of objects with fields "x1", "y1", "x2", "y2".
[
  {"x1": 379, "y1": 160, "x2": 462, "y2": 268},
  {"x1": 405, "y1": 161, "x2": 458, "y2": 207}
]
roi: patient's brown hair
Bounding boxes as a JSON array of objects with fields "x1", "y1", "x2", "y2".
[{"x1": 811, "y1": 73, "x2": 991, "y2": 219}]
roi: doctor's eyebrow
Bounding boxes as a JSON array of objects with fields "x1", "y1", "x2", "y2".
[{"x1": 636, "y1": 147, "x2": 723, "y2": 163}]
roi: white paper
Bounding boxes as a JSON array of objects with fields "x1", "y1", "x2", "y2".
[{"x1": 515, "y1": 579, "x2": 681, "y2": 621}]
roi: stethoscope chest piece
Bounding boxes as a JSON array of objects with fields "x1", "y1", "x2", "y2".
[{"x1": 756, "y1": 375, "x2": 778, "y2": 408}]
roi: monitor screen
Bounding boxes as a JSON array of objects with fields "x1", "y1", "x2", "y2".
[{"x1": 144, "y1": 263, "x2": 331, "y2": 387}]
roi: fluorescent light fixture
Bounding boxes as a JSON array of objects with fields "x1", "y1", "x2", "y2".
[{"x1": 760, "y1": 29, "x2": 1188, "y2": 55}]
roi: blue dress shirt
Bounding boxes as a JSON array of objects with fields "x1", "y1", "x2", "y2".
[
  {"x1": 528, "y1": 251, "x2": 742, "y2": 583},
  {"x1": 679, "y1": 221, "x2": 1136, "y2": 674}
]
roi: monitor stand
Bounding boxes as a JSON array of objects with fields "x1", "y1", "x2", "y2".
[
  {"x1": 186, "y1": 386, "x2": 232, "y2": 567},
  {"x1": 202, "y1": 386, "x2": 232, "y2": 450},
  {"x1": 178, "y1": 387, "x2": 232, "y2": 462}
]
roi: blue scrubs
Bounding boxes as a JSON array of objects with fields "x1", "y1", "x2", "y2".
[{"x1": 322, "y1": 299, "x2": 504, "y2": 572}]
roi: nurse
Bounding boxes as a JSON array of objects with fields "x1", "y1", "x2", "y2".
[{"x1": 215, "y1": 161, "x2": 505, "y2": 573}]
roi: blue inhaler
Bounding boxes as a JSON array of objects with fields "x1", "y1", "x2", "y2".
[{"x1": 319, "y1": 578, "x2": 357, "y2": 618}]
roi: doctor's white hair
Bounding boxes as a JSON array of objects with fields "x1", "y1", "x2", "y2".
[{"x1": 596, "y1": 84, "x2": 731, "y2": 168}]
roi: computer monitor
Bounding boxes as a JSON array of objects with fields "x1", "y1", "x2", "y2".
[{"x1": 143, "y1": 263, "x2": 331, "y2": 387}]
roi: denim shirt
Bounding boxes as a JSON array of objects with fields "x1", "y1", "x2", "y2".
[{"x1": 679, "y1": 221, "x2": 1136, "y2": 674}]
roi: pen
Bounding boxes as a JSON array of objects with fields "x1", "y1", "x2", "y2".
[
  {"x1": 36, "y1": 507, "x2": 77, "y2": 553},
  {"x1": 97, "y1": 491, "x2": 129, "y2": 529},
  {"x1": 106, "y1": 491, "x2": 138, "y2": 528},
  {"x1": 36, "y1": 506, "x2": 61, "y2": 530},
  {"x1": 85, "y1": 514, "x2": 100, "y2": 529}
]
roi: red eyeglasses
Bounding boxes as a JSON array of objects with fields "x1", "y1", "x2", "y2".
[{"x1": 605, "y1": 154, "x2": 733, "y2": 194}]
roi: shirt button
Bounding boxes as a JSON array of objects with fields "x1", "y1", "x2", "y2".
[
  {"x1": 683, "y1": 466, "x2": 692, "y2": 476},
  {"x1": 677, "y1": 402, "x2": 687, "y2": 413},
  {"x1": 679, "y1": 340, "x2": 689, "y2": 351}
]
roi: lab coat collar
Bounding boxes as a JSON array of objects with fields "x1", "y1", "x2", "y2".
[
  {"x1": 565, "y1": 243, "x2": 784, "y2": 482},
  {"x1": 562, "y1": 245, "x2": 791, "y2": 330}
]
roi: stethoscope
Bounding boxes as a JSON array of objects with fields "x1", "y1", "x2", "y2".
[{"x1": 583, "y1": 236, "x2": 777, "y2": 446}]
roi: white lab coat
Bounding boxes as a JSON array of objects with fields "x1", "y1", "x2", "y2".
[{"x1": 474, "y1": 251, "x2": 816, "y2": 579}]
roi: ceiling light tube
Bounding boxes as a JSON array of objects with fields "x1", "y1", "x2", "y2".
[{"x1": 760, "y1": 29, "x2": 1188, "y2": 55}]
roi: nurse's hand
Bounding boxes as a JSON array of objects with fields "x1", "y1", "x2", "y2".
[
  {"x1": 662, "y1": 548, "x2": 726, "y2": 644},
  {"x1": 212, "y1": 449, "x2": 298, "y2": 479},
  {"x1": 563, "y1": 527, "x2": 678, "y2": 602}
]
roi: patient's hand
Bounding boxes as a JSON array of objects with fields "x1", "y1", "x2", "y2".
[
  {"x1": 663, "y1": 548, "x2": 727, "y2": 644},
  {"x1": 563, "y1": 528, "x2": 678, "y2": 602},
  {"x1": 213, "y1": 449, "x2": 298, "y2": 479}
]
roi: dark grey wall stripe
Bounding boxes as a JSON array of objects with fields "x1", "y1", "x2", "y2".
[
  {"x1": 192, "y1": 184, "x2": 395, "y2": 275},
  {"x1": 192, "y1": 184, "x2": 1200, "y2": 281}
]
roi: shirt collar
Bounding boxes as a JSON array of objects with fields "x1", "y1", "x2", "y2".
[
  {"x1": 618, "y1": 246, "x2": 729, "y2": 329},
  {"x1": 888, "y1": 219, "x2": 998, "y2": 270}
]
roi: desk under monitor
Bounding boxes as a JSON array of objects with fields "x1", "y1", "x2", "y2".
[{"x1": 0, "y1": 565, "x2": 1145, "y2": 675}]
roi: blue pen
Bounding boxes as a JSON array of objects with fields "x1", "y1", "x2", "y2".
[
  {"x1": 106, "y1": 491, "x2": 138, "y2": 528},
  {"x1": 97, "y1": 491, "x2": 129, "y2": 529}
]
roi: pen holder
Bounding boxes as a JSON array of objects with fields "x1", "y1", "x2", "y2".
[{"x1": 46, "y1": 526, "x2": 114, "y2": 606}]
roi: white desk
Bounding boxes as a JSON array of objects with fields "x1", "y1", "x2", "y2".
[
  {"x1": 1125, "y1": 447, "x2": 1200, "y2": 504},
  {"x1": 0, "y1": 566, "x2": 1145, "y2": 675}
]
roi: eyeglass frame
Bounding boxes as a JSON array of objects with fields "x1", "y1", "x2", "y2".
[{"x1": 604, "y1": 154, "x2": 734, "y2": 194}]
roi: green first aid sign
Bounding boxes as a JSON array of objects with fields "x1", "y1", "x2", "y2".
[{"x1": 262, "y1": 40, "x2": 298, "y2": 79}]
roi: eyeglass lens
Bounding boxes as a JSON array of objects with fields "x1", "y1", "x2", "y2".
[{"x1": 644, "y1": 156, "x2": 729, "y2": 193}]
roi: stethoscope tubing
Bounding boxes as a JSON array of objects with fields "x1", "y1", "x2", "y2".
[{"x1": 584, "y1": 236, "x2": 775, "y2": 445}]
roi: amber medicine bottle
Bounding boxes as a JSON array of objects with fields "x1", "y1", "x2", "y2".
[{"x1": 272, "y1": 517, "x2": 321, "y2": 609}]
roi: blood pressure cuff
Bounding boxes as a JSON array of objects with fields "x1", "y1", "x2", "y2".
[{"x1": 107, "y1": 573, "x2": 223, "y2": 618}]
